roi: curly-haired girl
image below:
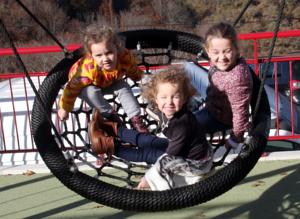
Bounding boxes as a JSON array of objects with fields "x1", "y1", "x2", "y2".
[{"x1": 91, "y1": 67, "x2": 213, "y2": 190}]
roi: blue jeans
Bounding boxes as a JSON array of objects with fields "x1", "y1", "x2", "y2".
[
  {"x1": 184, "y1": 62, "x2": 209, "y2": 100},
  {"x1": 114, "y1": 126, "x2": 167, "y2": 164},
  {"x1": 194, "y1": 108, "x2": 231, "y2": 134}
]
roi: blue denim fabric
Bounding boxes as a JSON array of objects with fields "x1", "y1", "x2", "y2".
[
  {"x1": 183, "y1": 61, "x2": 210, "y2": 99},
  {"x1": 115, "y1": 145, "x2": 165, "y2": 164},
  {"x1": 114, "y1": 126, "x2": 168, "y2": 164},
  {"x1": 193, "y1": 108, "x2": 231, "y2": 134}
]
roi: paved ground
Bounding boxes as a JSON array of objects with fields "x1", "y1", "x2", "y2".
[{"x1": 1, "y1": 159, "x2": 300, "y2": 219}]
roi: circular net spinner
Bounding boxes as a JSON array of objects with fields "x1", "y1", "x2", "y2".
[{"x1": 31, "y1": 29, "x2": 270, "y2": 212}]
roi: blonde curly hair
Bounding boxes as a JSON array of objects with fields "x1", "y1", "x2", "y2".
[{"x1": 141, "y1": 66, "x2": 197, "y2": 108}]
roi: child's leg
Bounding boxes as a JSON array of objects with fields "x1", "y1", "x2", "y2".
[
  {"x1": 143, "y1": 157, "x2": 173, "y2": 190},
  {"x1": 194, "y1": 108, "x2": 231, "y2": 134},
  {"x1": 136, "y1": 177, "x2": 150, "y2": 190},
  {"x1": 114, "y1": 144, "x2": 165, "y2": 164},
  {"x1": 117, "y1": 126, "x2": 168, "y2": 149},
  {"x1": 79, "y1": 85, "x2": 113, "y2": 116},
  {"x1": 110, "y1": 80, "x2": 141, "y2": 119},
  {"x1": 183, "y1": 61, "x2": 210, "y2": 99},
  {"x1": 109, "y1": 80, "x2": 148, "y2": 132}
]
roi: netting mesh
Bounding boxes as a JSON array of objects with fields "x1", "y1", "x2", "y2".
[
  {"x1": 51, "y1": 69, "x2": 233, "y2": 189},
  {"x1": 31, "y1": 29, "x2": 270, "y2": 211},
  {"x1": 44, "y1": 36, "x2": 210, "y2": 188}
]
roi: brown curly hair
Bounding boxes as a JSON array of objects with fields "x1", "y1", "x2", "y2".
[
  {"x1": 141, "y1": 66, "x2": 197, "y2": 108},
  {"x1": 83, "y1": 24, "x2": 123, "y2": 55}
]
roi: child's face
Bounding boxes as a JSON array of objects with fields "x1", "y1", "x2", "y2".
[
  {"x1": 206, "y1": 37, "x2": 238, "y2": 71},
  {"x1": 155, "y1": 82, "x2": 185, "y2": 119},
  {"x1": 90, "y1": 40, "x2": 118, "y2": 71}
]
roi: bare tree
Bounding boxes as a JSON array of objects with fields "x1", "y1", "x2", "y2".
[
  {"x1": 150, "y1": 0, "x2": 198, "y2": 29},
  {"x1": 119, "y1": 10, "x2": 156, "y2": 30},
  {"x1": 31, "y1": 0, "x2": 69, "y2": 39}
]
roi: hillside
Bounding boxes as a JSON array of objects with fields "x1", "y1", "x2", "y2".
[{"x1": 0, "y1": 0, "x2": 299, "y2": 73}]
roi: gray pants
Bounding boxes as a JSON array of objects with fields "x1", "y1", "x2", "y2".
[{"x1": 79, "y1": 80, "x2": 141, "y2": 119}]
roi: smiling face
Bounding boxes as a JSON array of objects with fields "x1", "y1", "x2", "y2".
[
  {"x1": 155, "y1": 82, "x2": 186, "y2": 119},
  {"x1": 206, "y1": 37, "x2": 238, "y2": 71},
  {"x1": 90, "y1": 40, "x2": 118, "y2": 71}
]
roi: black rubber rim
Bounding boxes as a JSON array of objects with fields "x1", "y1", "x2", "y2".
[
  {"x1": 31, "y1": 29, "x2": 270, "y2": 212},
  {"x1": 119, "y1": 28, "x2": 205, "y2": 55}
]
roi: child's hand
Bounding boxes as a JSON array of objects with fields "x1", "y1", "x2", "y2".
[
  {"x1": 58, "y1": 108, "x2": 69, "y2": 121},
  {"x1": 136, "y1": 177, "x2": 150, "y2": 190}
]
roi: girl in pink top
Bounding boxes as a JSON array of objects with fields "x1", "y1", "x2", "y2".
[{"x1": 184, "y1": 22, "x2": 253, "y2": 149}]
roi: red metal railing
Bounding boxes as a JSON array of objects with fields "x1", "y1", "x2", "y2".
[
  {"x1": 0, "y1": 44, "x2": 81, "y2": 56},
  {"x1": 0, "y1": 73, "x2": 46, "y2": 154},
  {"x1": 0, "y1": 29, "x2": 300, "y2": 155}
]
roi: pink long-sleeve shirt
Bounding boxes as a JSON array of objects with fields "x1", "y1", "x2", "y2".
[{"x1": 206, "y1": 58, "x2": 253, "y2": 142}]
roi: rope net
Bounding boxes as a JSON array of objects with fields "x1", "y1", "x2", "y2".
[
  {"x1": 31, "y1": 29, "x2": 270, "y2": 211},
  {"x1": 2, "y1": 0, "x2": 276, "y2": 211},
  {"x1": 52, "y1": 65, "x2": 235, "y2": 189}
]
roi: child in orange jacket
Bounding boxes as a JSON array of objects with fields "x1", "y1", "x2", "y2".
[{"x1": 58, "y1": 24, "x2": 147, "y2": 133}]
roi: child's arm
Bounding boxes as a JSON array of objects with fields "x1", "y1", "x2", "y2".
[
  {"x1": 58, "y1": 59, "x2": 94, "y2": 120},
  {"x1": 136, "y1": 177, "x2": 150, "y2": 190},
  {"x1": 120, "y1": 49, "x2": 144, "y2": 81},
  {"x1": 58, "y1": 108, "x2": 69, "y2": 121},
  {"x1": 226, "y1": 68, "x2": 252, "y2": 143},
  {"x1": 59, "y1": 77, "x2": 92, "y2": 116}
]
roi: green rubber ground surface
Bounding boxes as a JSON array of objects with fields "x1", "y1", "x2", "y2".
[{"x1": 1, "y1": 159, "x2": 300, "y2": 219}]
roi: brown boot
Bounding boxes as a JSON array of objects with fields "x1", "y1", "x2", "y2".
[
  {"x1": 130, "y1": 115, "x2": 149, "y2": 133},
  {"x1": 107, "y1": 112, "x2": 123, "y2": 124},
  {"x1": 88, "y1": 110, "x2": 115, "y2": 158},
  {"x1": 101, "y1": 120, "x2": 118, "y2": 137},
  {"x1": 91, "y1": 110, "x2": 118, "y2": 134},
  {"x1": 97, "y1": 111, "x2": 122, "y2": 137}
]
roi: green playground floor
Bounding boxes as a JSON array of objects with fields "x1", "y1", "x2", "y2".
[{"x1": 1, "y1": 159, "x2": 300, "y2": 219}]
